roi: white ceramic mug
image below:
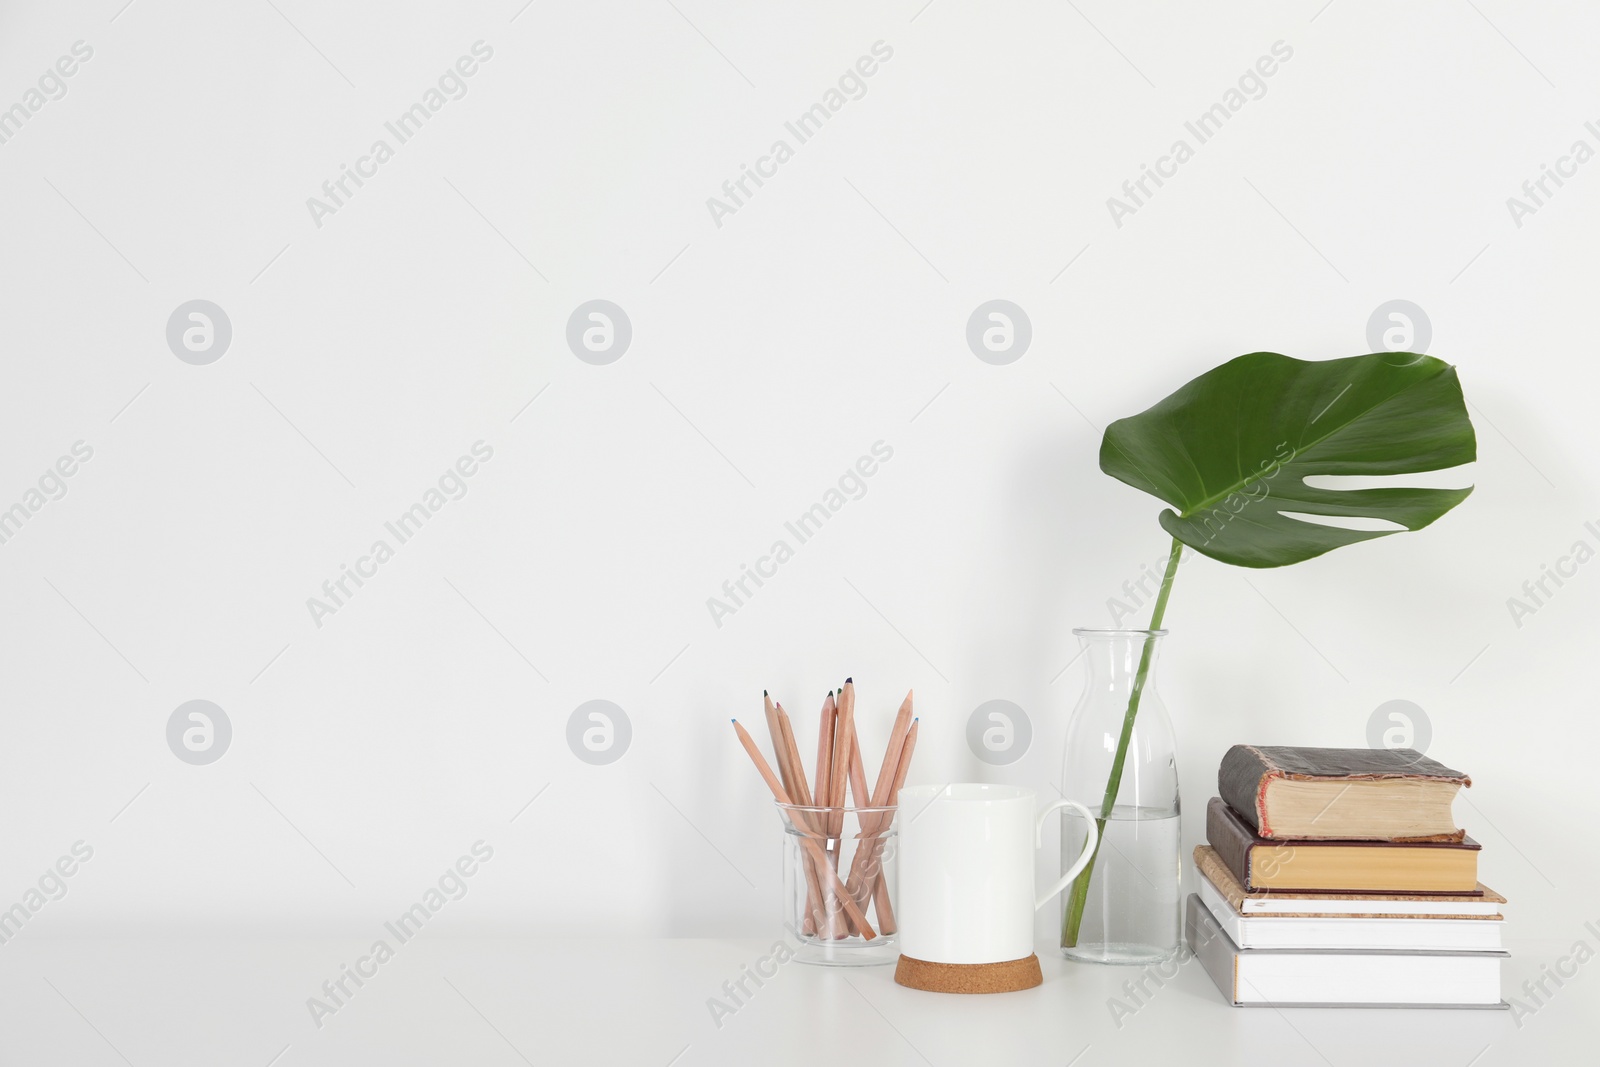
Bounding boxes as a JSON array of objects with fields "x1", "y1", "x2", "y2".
[{"x1": 896, "y1": 784, "x2": 1099, "y2": 965}]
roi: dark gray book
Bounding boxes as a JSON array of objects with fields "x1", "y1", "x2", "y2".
[{"x1": 1218, "y1": 745, "x2": 1469, "y2": 841}]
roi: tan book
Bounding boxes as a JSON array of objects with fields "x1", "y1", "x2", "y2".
[
  {"x1": 1207, "y1": 797, "x2": 1480, "y2": 892},
  {"x1": 1195, "y1": 846, "x2": 1505, "y2": 919}
]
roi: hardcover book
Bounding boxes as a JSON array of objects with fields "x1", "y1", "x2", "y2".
[
  {"x1": 1185, "y1": 895, "x2": 1507, "y2": 1008},
  {"x1": 1206, "y1": 797, "x2": 1481, "y2": 893},
  {"x1": 1195, "y1": 865, "x2": 1503, "y2": 951},
  {"x1": 1218, "y1": 744, "x2": 1469, "y2": 841},
  {"x1": 1195, "y1": 846, "x2": 1504, "y2": 917}
]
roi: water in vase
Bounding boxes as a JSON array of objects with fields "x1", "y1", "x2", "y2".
[{"x1": 1058, "y1": 628, "x2": 1182, "y2": 964}]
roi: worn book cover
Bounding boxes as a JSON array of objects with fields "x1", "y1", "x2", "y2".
[{"x1": 1218, "y1": 745, "x2": 1469, "y2": 841}]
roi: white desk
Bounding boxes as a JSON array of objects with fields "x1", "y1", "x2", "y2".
[{"x1": 0, "y1": 936, "x2": 1587, "y2": 1065}]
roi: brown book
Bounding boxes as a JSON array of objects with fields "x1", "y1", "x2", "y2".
[
  {"x1": 1206, "y1": 797, "x2": 1480, "y2": 893},
  {"x1": 1194, "y1": 846, "x2": 1504, "y2": 919},
  {"x1": 1218, "y1": 745, "x2": 1469, "y2": 841}
]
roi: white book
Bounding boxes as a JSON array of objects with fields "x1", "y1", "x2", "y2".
[
  {"x1": 1199, "y1": 870, "x2": 1503, "y2": 951},
  {"x1": 1237, "y1": 893, "x2": 1504, "y2": 917},
  {"x1": 1186, "y1": 895, "x2": 1506, "y2": 1008}
]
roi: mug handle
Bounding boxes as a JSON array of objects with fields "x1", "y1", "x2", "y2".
[{"x1": 1033, "y1": 800, "x2": 1100, "y2": 912}]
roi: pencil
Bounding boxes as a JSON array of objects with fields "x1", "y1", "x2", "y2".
[
  {"x1": 812, "y1": 691, "x2": 835, "y2": 820},
  {"x1": 828, "y1": 679, "x2": 856, "y2": 832},
  {"x1": 774, "y1": 701, "x2": 826, "y2": 932},
  {"x1": 811, "y1": 690, "x2": 846, "y2": 938},
  {"x1": 844, "y1": 691, "x2": 913, "y2": 913},
  {"x1": 731, "y1": 720, "x2": 875, "y2": 939},
  {"x1": 840, "y1": 718, "x2": 873, "y2": 936},
  {"x1": 762, "y1": 691, "x2": 795, "y2": 800},
  {"x1": 774, "y1": 703, "x2": 811, "y2": 806},
  {"x1": 871, "y1": 718, "x2": 918, "y2": 933},
  {"x1": 870, "y1": 691, "x2": 914, "y2": 807},
  {"x1": 828, "y1": 680, "x2": 858, "y2": 937}
]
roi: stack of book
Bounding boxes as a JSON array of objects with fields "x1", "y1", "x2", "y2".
[{"x1": 1187, "y1": 745, "x2": 1507, "y2": 1008}]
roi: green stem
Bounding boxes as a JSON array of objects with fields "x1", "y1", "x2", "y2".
[{"x1": 1061, "y1": 535, "x2": 1183, "y2": 950}]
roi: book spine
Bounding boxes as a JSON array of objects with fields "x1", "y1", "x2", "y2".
[
  {"x1": 1217, "y1": 745, "x2": 1277, "y2": 835},
  {"x1": 1206, "y1": 796, "x2": 1259, "y2": 892},
  {"x1": 1193, "y1": 845, "x2": 1239, "y2": 907},
  {"x1": 1185, "y1": 894, "x2": 1241, "y2": 1005}
]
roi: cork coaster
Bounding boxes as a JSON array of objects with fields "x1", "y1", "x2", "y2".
[{"x1": 894, "y1": 953, "x2": 1042, "y2": 993}]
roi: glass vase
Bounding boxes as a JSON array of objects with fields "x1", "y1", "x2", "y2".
[{"x1": 1058, "y1": 628, "x2": 1181, "y2": 964}]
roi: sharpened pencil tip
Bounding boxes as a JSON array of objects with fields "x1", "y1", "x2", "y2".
[
  {"x1": 845, "y1": 677, "x2": 853, "y2": 683},
  {"x1": 730, "y1": 718, "x2": 737, "y2": 723}
]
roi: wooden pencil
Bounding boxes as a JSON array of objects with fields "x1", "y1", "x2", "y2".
[
  {"x1": 828, "y1": 679, "x2": 856, "y2": 835},
  {"x1": 774, "y1": 701, "x2": 826, "y2": 933},
  {"x1": 847, "y1": 720, "x2": 871, "y2": 809},
  {"x1": 730, "y1": 719, "x2": 875, "y2": 939},
  {"x1": 839, "y1": 718, "x2": 873, "y2": 937},
  {"x1": 812, "y1": 691, "x2": 836, "y2": 820},
  {"x1": 764, "y1": 690, "x2": 807, "y2": 930},
  {"x1": 844, "y1": 691, "x2": 913, "y2": 910},
  {"x1": 774, "y1": 704, "x2": 811, "y2": 806},
  {"x1": 762, "y1": 691, "x2": 795, "y2": 800},
  {"x1": 810, "y1": 690, "x2": 845, "y2": 937},
  {"x1": 870, "y1": 718, "x2": 918, "y2": 933},
  {"x1": 870, "y1": 691, "x2": 914, "y2": 806},
  {"x1": 828, "y1": 680, "x2": 858, "y2": 938}
]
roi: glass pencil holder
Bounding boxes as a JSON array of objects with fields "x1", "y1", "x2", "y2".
[{"x1": 775, "y1": 802, "x2": 899, "y2": 966}]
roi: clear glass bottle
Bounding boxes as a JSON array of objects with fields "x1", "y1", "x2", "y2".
[{"x1": 1059, "y1": 628, "x2": 1181, "y2": 964}]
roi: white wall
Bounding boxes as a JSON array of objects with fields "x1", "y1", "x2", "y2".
[{"x1": 0, "y1": 0, "x2": 1594, "y2": 943}]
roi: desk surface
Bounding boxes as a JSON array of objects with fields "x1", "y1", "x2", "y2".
[{"x1": 0, "y1": 935, "x2": 1588, "y2": 1065}]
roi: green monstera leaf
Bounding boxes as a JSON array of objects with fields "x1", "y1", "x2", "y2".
[
  {"x1": 1099, "y1": 351, "x2": 1477, "y2": 568},
  {"x1": 1065, "y1": 350, "x2": 1478, "y2": 949}
]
